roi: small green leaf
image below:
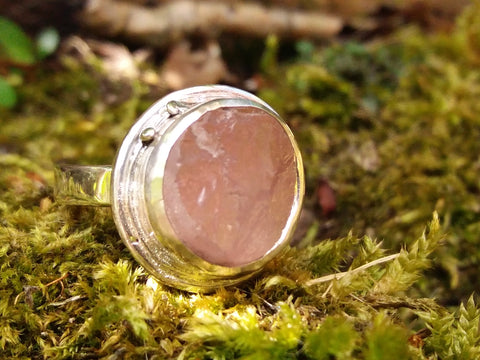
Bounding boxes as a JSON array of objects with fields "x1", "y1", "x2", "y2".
[
  {"x1": 36, "y1": 27, "x2": 60, "y2": 59},
  {"x1": 0, "y1": 77, "x2": 17, "y2": 108},
  {"x1": 0, "y1": 17, "x2": 36, "y2": 64}
]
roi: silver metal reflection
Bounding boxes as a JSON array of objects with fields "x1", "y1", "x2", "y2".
[{"x1": 55, "y1": 85, "x2": 305, "y2": 292}]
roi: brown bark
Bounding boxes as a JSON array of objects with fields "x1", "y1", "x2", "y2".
[{"x1": 80, "y1": 0, "x2": 343, "y2": 47}]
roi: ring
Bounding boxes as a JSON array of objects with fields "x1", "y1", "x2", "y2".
[{"x1": 55, "y1": 85, "x2": 304, "y2": 292}]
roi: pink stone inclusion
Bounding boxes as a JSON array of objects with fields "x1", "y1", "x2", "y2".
[{"x1": 163, "y1": 107, "x2": 296, "y2": 267}]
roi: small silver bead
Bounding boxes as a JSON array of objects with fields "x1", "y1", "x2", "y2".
[
  {"x1": 140, "y1": 127, "x2": 156, "y2": 144},
  {"x1": 166, "y1": 101, "x2": 180, "y2": 116}
]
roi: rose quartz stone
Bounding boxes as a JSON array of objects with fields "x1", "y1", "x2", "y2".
[{"x1": 163, "y1": 107, "x2": 296, "y2": 267}]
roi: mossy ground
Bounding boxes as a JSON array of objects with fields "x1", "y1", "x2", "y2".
[{"x1": 2, "y1": 3, "x2": 480, "y2": 359}]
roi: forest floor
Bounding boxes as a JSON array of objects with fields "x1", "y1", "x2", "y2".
[{"x1": 1, "y1": 1, "x2": 480, "y2": 359}]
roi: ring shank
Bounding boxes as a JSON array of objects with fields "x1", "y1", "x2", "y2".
[{"x1": 54, "y1": 165, "x2": 112, "y2": 206}]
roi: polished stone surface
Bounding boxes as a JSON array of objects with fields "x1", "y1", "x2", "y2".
[{"x1": 163, "y1": 107, "x2": 296, "y2": 267}]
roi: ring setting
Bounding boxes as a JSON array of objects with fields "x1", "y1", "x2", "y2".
[{"x1": 55, "y1": 85, "x2": 304, "y2": 292}]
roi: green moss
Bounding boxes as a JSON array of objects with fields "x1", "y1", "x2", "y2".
[
  {"x1": 2, "y1": 3, "x2": 480, "y2": 358},
  {"x1": 419, "y1": 296, "x2": 480, "y2": 359},
  {"x1": 304, "y1": 316, "x2": 358, "y2": 359},
  {"x1": 363, "y1": 312, "x2": 413, "y2": 360},
  {"x1": 260, "y1": 1, "x2": 480, "y2": 303}
]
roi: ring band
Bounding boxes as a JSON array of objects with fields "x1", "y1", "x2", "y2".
[
  {"x1": 55, "y1": 85, "x2": 304, "y2": 292},
  {"x1": 55, "y1": 165, "x2": 111, "y2": 205}
]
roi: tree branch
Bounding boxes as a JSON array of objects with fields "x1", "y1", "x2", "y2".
[{"x1": 80, "y1": 0, "x2": 343, "y2": 46}]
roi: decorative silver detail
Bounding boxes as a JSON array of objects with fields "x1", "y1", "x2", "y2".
[
  {"x1": 166, "y1": 100, "x2": 181, "y2": 116},
  {"x1": 139, "y1": 127, "x2": 156, "y2": 144}
]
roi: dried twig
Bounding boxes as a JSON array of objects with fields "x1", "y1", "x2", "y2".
[
  {"x1": 81, "y1": 0, "x2": 343, "y2": 46},
  {"x1": 44, "y1": 272, "x2": 69, "y2": 287},
  {"x1": 48, "y1": 295, "x2": 87, "y2": 307},
  {"x1": 363, "y1": 294, "x2": 444, "y2": 313},
  {"x1": 305, "y1": 253, "x2": 400, "y2": 287}
]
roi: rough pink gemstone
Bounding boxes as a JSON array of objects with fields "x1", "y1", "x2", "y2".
[{"x1": 163, "y1": 106, "x2": 297, "y2": 267}]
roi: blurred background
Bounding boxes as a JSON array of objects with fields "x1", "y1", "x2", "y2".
[{"x1": 0, "y1": 0, "x2": 471, "y2": 93}]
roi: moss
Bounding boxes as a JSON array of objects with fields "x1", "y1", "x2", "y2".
[
  {"x1": 2, "y1": 3, "x2": 480, "y2": 359},
  {"x1": 260, "y1": 1, "x2": 480, "y2": 303}
]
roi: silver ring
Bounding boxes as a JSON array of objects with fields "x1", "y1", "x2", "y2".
[{"x1": 55, "y1": 85, "x2": 304, "y2": 292}]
